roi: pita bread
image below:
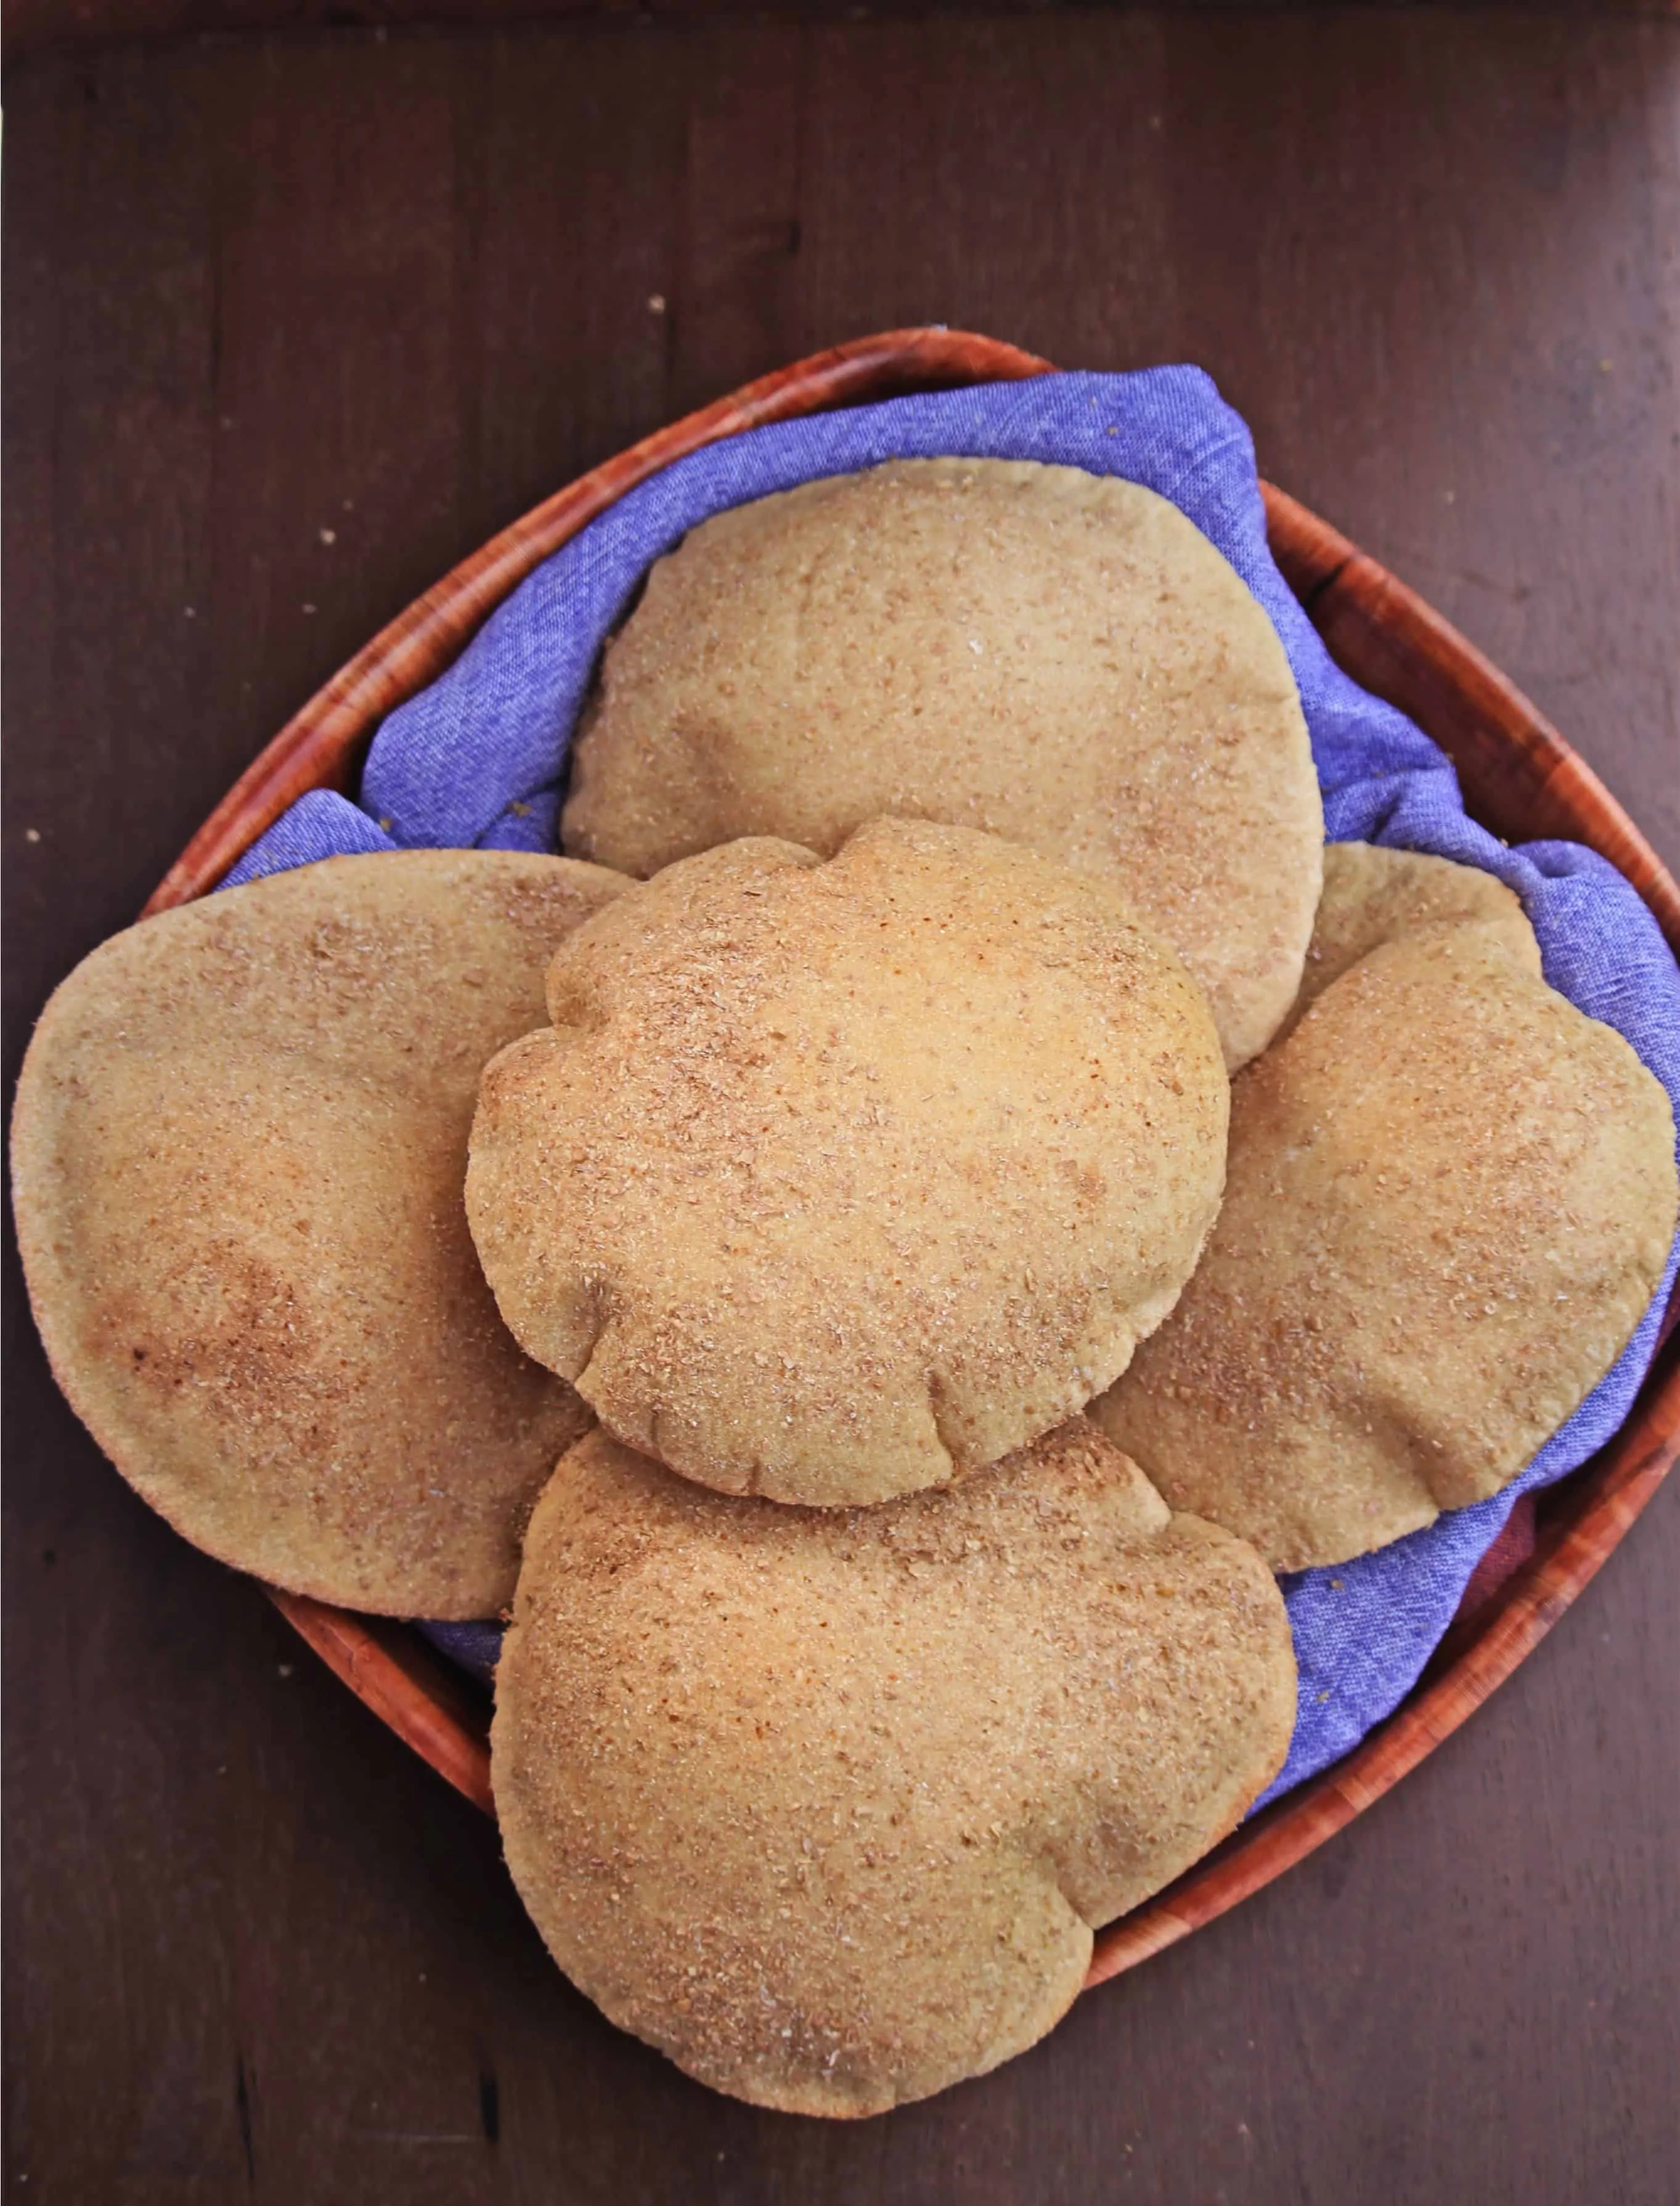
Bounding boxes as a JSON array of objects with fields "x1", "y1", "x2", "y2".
[
  {"x1": 1092, "y1": 923, "x2": 1678, "y2": 1569},
  {"x1": 1280, "y1": 839, "x2": 1539, "y2": 1038},
  {"x1": 10, "y1": 850, "x2": 629, "y2": 1616},
  {"x1": 467, "y1": 818, "x2": 1228, "y2": 1508},
  {"x1": 562, "y1": 458, "x2": 1322, "y2": 1070},
  {"x1": 492, "y1": 1418, "x2": 1295, "y2": 2115}
]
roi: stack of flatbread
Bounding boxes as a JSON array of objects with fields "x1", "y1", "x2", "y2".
[{"x1": 13, "y1": 458, "x2": 1675, "y2": 2115}]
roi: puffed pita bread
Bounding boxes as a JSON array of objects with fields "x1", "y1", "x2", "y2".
[
  {"x1": 562, "y1": 458, "x2": 1322, "y2": 1070},
  {"x1": 1279, "y1": 839, "x2": 1539, "y2": 1038},
  {"x1": 1091, "y1": 921, "x2": 1678, "y2": 1569},
  {"x1": 10, "y1": 850, "x2": 630, "y2": 1616},
  {"x1": 467, "y1": 818, "x2": 1229, "y2": 1508},
  {"x1": 492, "y1": 1418, "x2": 1296, "y2": 2115}
]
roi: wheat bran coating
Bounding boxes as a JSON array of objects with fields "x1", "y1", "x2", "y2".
[
  {"x1": 1091, "y1": 926, "x2": 1678, "y2": 1570},
  {"x1": 1277, "y1": 839, "x2": 1540, "y2": 1040},
  {"x1": 561, "y1": 458, "x2": 1322, "y2": 1071},
  {"x1": 492, "y1": 1418, "x2": 1295, "y2": 2116},
  {"x1": 10, "y1": 850, "x2": 630, "y2": 1616},
  {"x1": 467, "y1": 818, "x2": 1229, "y2": 1508}
]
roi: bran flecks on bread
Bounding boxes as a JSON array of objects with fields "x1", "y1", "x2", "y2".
[
  {"x1": 562, "y1": 458, "x2": 1322, "y2": 1070},
  {"x1": 10, "y1": 850, "x2": 630, "y2": 1616},
  {"x1": 467, "y1": 818, "x2": 1229, "y2": 1508},
  {"x1": 492, "y1": 1417, "x2": 1296, "y2": 2115},
  {"x1": 1278, "y1": 839, "x2": 1541, "y2": 1041},
  {"x1": 1092, "y1": 917, "x2": 1678, "y2": 1571}
]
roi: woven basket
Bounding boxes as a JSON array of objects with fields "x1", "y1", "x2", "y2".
[{"x1": 144, "y1": 329, "x2": 1680, "y2": 1992}]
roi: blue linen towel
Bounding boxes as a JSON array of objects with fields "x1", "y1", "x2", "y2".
[{"x1": 224, "y1": 368, "x2": 1680, "y2": 1806}]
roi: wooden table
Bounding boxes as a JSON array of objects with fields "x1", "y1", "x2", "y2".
[{"x1": 5, "y1": 13, "x2": 1678, "y2": 2200}]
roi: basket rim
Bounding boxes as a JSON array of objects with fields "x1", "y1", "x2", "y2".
[{"x1": 143, "y1": 326, "x2": 1680, "y2": 1991}]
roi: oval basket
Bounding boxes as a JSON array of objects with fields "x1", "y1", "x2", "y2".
[{"x1": 145, "y1": 329, "x2": 1680, "y2": 1992}]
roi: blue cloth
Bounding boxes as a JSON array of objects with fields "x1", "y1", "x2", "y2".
[{"x1": 227, "y1": 370, "x2": 1680, "y2": 1805}]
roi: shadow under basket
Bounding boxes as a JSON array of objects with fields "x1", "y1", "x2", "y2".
[{"x1": 144, "y1": 328, "x2": 1680, "y2": 1995}]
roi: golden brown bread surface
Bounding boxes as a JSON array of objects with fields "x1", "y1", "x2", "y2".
[
  {"x1": 1281, "y1": 839, "x2": 1541, "y2": 1038},
  {"x1": 561, "y1": 458, "x2": 1323, "y2": 1070},
  {"x1": 10, "y1": 850, "x2": 630, "y2": 1616},
  {"x1": 492, "y1": 1418, "x2": 1297, "y2": 2116},
  {"x1": 1091, "y1": 921, "x2": 1679, "y2": 1569},
  {"x1": 466, "y1": 818, "x2": 1229, "y2": 1508}
]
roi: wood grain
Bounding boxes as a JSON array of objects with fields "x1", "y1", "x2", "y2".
[
  {"x1": 1262, "y1": 487, "x2": 1680, "y2": 954},
  {"x1": 9, "y1": 0, "x2": 1678, "y2": 66},
  {"x1": 7, "y1": 21, "x2": 1679, "y2": 2202}
]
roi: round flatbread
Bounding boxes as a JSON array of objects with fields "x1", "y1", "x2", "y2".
[
  {"x1": 10, "y1": 849, "x2": 630, "y2": 1616},
  {"x1": 467, "y1": 818, "x2": 1229, "y2": 1508},
  {"x1": 561, "y1": 458, "x2": 1323, "y2": 1070},
  {"x1": 1091, "y1": 920, "x2": 1678, "y2": 1569},
  {"x1": 492, "y1": 1417, "x2": 1296, "y2": 2116},
  {"x1": 1279, "y1": 839, "x2": 1539, "y2": 1040}
]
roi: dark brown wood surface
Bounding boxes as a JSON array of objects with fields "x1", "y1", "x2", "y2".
[
  {"x1": 6, "y1": 15, "x2": 1679, "y2": 2202},
  {"x1": 9, "y1": 0, "x2": 1678, "y2": 73}
]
